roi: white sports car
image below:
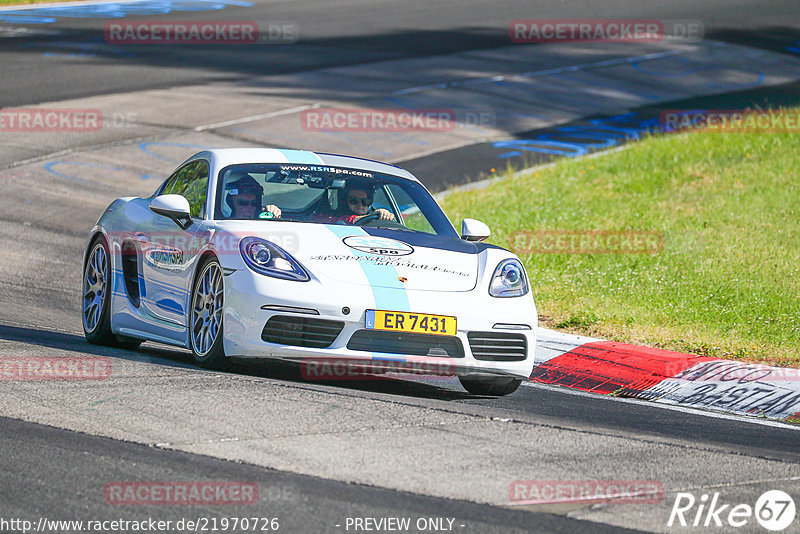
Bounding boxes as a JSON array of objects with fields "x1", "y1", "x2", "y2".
[{"x1": 82, "y1": 148, "x2": 537, "y2": 395}]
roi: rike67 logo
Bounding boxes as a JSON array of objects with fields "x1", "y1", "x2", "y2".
[{"x1": 668, "y1": 490, "x2": 795, "y2": 531}]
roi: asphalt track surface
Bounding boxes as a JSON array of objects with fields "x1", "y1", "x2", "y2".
[
  {"x1": 0, "y1": 0, "x2": 798, "y2": 106},
  {"x1": 2, "y1": 416, "x2": 631, "y2": 534},
  {"x1": 1, "y1": 1, "x2": 800, "y2": 533}
]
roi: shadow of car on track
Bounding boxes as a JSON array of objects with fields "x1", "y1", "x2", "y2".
[{"x1": 0, "y1": 324, "x2": 473, "y2": 400}]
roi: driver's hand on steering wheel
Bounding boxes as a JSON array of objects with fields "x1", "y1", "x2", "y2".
[{"x1": 371, "y1": 208, "x2": 394, "y2": 221}]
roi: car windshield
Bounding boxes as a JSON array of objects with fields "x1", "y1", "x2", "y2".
[{"x1": 214, "y1": 163, "x2": 458, "y2": 237}]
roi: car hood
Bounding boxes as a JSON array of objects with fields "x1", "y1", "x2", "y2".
[{"x1": 215, "y1": 221, "x2": 484, "y2": 292}]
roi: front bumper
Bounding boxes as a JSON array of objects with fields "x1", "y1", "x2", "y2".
[{"x1": 221, "y1": 267, "x2": 537, "y2": 379}]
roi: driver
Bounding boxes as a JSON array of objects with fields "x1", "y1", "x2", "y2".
[
  {"x1": 331, "y1": 185, "x2": 395, "y2": 225},
  {"x1": 225, "y1": 174, "x2": 281, "y2": 220}
]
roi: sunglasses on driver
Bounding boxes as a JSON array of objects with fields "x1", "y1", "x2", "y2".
[{"x1": 347, "y1": 196, "x2": 372, "y2": 207}]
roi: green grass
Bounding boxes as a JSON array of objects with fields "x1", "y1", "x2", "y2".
[{"x1": 440, "y1": 115, "x2": 800, "y2": 366}]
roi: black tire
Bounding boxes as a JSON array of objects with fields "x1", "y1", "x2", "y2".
[
  {"x1": 83, "y1": 236, "x2": 142, "y2": 349},
  {"x1": 459, "y1": 375, "x2": 523, "y2": 396},
  {"x1": 189, "y1": 256, "x2": 228, "y2": 370}
]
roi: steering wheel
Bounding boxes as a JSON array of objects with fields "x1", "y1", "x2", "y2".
[
  {"x1": 355, "y1": 214, "x2": 408, "y2": 230},
  {"x1": 354, "y1": 212, "x2": 381, "y2": 226}
]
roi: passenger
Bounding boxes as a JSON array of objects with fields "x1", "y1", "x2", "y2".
[{"x1": 225, "y1": 174, "x2": 281, "y2": 219}]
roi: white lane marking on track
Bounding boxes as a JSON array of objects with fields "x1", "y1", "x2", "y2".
[
  {"x1": 194, "y1": 47, "x2": 691, "y2": 135},
  {"x1": 524, "y1": 381, "x2": 800, "y2": 430},
  {"x1": 392, "y1": 48, "x2": 693, "y2": 96},
  {"x1": 1, "y1": 40, "x2": 782, "y2": 173},
  {"x1": 192, "y1": 104, "x2": 319, "y2": 133}
]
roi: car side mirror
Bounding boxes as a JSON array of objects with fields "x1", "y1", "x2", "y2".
[
  {"x1": 461, "y1": 218, "x2": 490, "y2": 241},
  {"x1": 149, "y1": 194, "x2": 192, "y2": 230}
]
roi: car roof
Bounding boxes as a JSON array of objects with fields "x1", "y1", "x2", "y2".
[{"x1": 184, "y1": 148, "x2": 419, "y2": 183}]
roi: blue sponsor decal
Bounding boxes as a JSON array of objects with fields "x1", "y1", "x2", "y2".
[{"x1": 343, "y1": 235, "x2": 413, "y2": 256}]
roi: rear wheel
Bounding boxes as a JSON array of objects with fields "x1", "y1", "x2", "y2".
[
  {"x1": 190, "y1": 257, "x2": 228, "y2": 369},
  {"x1": 459, "y1": 375, "x2": 523, "y2": 396},
  {"x1": 82, "y1": 236, "x2": 141, "y2": 349}
]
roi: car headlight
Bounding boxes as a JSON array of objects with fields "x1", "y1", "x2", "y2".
[
  {"x1": 239, "y1": 237, "x2": 309, "y2": 281},
  {"x1": 489, "y1": 259, "x2": 528, "y2": 297}
]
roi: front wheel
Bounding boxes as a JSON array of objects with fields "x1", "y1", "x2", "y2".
[
  {"x1": 190, "y1": 257, "x2": 228, "y2": 369},
  {"x1": 459, "y1": 375, "x2": 523, "y2": 396}
]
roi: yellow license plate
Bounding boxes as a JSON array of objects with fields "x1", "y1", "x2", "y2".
[{"x1": 365, "y1": 310, "x2": 457, "y2": 336}]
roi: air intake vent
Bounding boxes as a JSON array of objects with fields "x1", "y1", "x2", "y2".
[
  {"x1": 120, "y1": 240, "x2": 140, "y2": 307},
  {"x1": 261, "y1": 315, "x2": 344, "y2": 348},
  {"x1": 468, "y1": 332, "x2": 527, "y2": 361},
  {"x1": 347, "y1": 330, "x2": 464, "y2": 358}
]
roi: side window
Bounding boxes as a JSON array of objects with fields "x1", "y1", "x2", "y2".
[
  {"x1": 183, "y1": 161, "x2": 209, "y2": 218},
  {"x1": 162, "y1": 162, "x2": 197, "y2": 196},
  {"x1": 385, "y1": 184, "x2": 436, "y2": 234},
  {"x1": 159, "y1": 161, "x2": 209, "y2": 218},
  {"x1": 371, "y1": 188, "x2": 392, "y2": 213}
]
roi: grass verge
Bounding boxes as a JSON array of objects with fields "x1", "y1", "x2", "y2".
[{"x1": 440, "y1": 111, "x2": 800, "y2": 366}]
